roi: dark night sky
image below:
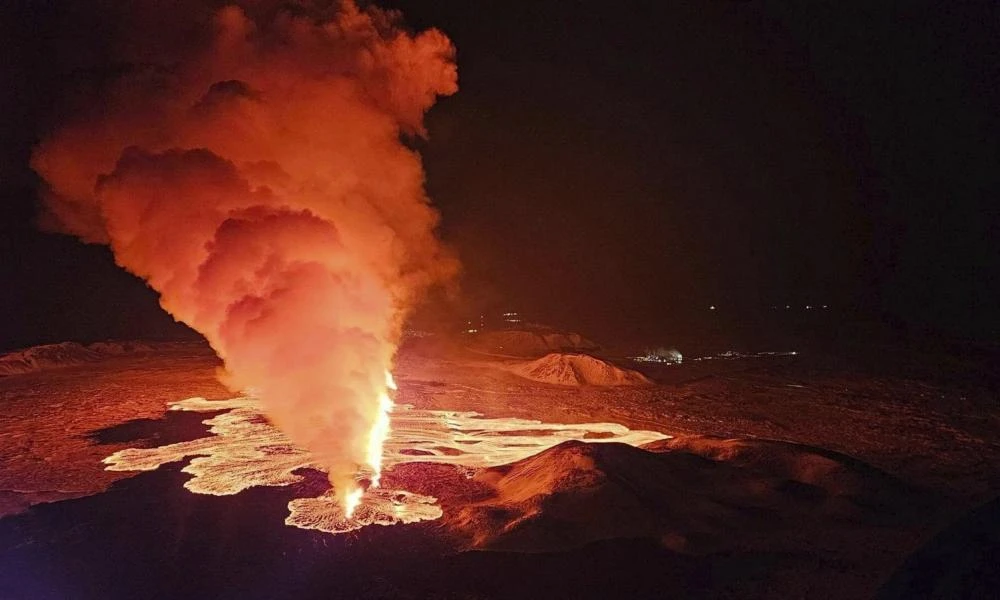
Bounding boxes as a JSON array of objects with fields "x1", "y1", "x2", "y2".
[{"x1": 1, "y1": 0, "x2": 998, "y2": 350}]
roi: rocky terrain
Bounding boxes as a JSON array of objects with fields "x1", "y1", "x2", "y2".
[
  {"x1": 508, "y1": 352, "x2": 652, "y2": 386},
  {"x1": 0, "y1": 336, "x2": 997, "y2": 598}
]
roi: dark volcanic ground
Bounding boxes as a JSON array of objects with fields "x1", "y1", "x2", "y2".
[
  {"x1": 0, "y1": 333, "x2": 998, "y2": 599},
  {"x1": 0, "y1": 460, "x2": 845, "y2": 600}
]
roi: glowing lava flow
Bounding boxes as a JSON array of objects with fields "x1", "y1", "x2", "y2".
[
  {"x1": 365, "y1": 371, "x2": 396, "y2": 490},
  {"x1": 341, "y1": 370, "x2": 397, "y2": 519},
  {"x1": 342, "y1": 370, "x2": 396, "y2": 519},
  {"x1": 343, "y1": 487, "x2": 364, "y2": 520},
  {"x1": 104, "y1": 394, "x2": 668, "y2": 535}
]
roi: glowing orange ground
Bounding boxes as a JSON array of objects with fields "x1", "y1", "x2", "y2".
[{"x1": 103, "y1": 396, "x2": 668, "y2": 534}]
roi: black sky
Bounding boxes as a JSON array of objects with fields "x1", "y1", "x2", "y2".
[{"x1": 1, "y1": 0, "x2": 998, "y2": 350}]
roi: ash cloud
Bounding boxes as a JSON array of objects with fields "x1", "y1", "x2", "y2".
[{"x1": 32, "y1": 0, "x2": 458, "y2": 506}]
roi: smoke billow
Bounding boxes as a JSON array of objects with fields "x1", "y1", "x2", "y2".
[{"x1": 31, "y1": 1, "x2": 458, "y2": 507}]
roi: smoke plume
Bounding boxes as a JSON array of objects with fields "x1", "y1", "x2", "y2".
[{"x1": 31, "y1": 1, "x2": 458, "y2": 507}]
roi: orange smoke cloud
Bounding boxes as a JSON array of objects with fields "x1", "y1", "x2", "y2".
[{"x1": 31, "y1": 1, "x2": 458, "y2": 507}]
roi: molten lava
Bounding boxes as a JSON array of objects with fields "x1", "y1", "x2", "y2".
[
  {"x1": 343, "y1": 487, "x2": 364, "y2": 520},
  {"x1": 104, "y1": 393, "x2": 669, "y2": 534},
  {"x1": 343, "y1": 369, "x2": 396, "y2": 514},
  {"x1": 366, "y1": 371, "x2": 397, "y2": 489}
]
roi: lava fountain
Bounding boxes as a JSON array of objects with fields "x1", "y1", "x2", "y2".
[
  {"x1": 32, "y1": 1, "x2": 457, "y2": 512},
  {"x1": 347, "y1": 370, "x2": 396, "y2": 518},
  {"x1": 366, "y1": 371, "x2": 398, "y2": 489}
]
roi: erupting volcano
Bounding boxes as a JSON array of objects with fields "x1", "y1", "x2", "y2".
[
  {"x1": 30, "y1": 1, "x2": 457, "y2": 512},
  {"x1": 3, "y1": 1, "x2": 999, "y2": 598}
]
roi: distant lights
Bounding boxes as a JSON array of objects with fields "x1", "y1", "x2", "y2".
[
  {"x1": 770, "y1": 304, "x2": 829, "y2": 310},
  {"x1": 631, "y1": 348, "x2": 683, "y2": 365},
  {"x1": 632, "y1": 349, "x2": 801, "y2": 363},
  {"x1": 462, "y1": 310, "x2": 523, "y2": 333},
  {"x1": 692, "y1": 350, "x2": 799, "y2": 361}
]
